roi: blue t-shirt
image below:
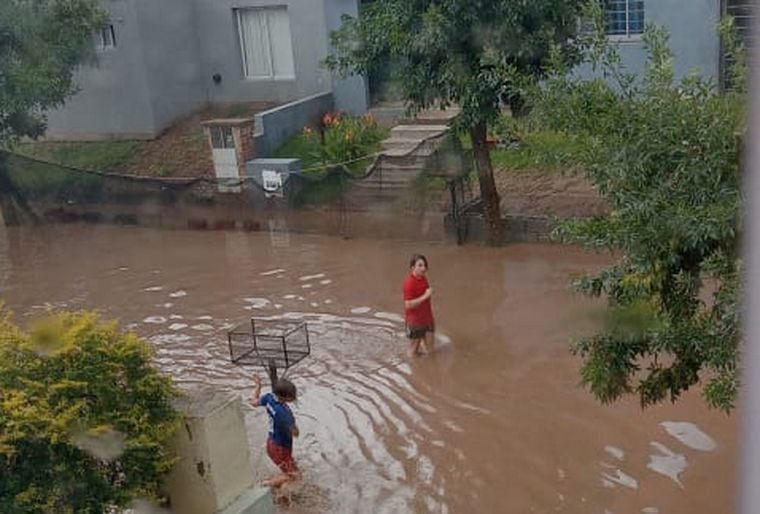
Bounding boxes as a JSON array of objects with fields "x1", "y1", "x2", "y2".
[{"x1": 260, "y1": 392, "x2": 295, "y2": 448}]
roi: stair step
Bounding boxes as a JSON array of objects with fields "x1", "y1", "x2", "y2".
[
  {"x1": 355, "y1": 181, "x2": 416, "y2": 190},
  {"x1": 381, "y1": 146, "x2": 436, "y2": 158},
  {"x1": 373, "y1": 171, "x2": 424, "y2": 179},
  {"x1": 380, "y1": 137, "x2": 427, "y2": 150},
  {"x1": 390, "y1": 125, "x2": 449, "y2": 139},
  {"x1": 375, "y1": 163, "x2": 426, "y2": 172},
  {"x1": 403, "y1": 107, "x2": 461, "y2": 125},
  {"x1": 368, "y1": 174, "x2": 420, "y2": 184}
]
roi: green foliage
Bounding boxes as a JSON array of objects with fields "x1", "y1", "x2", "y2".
[
  {"x1": 535, "y1": 22, "x2": 746, "y2": 412},
  {"x1": 273, "y1": 113, "x2": 386, "y2": 181},
  {"x1": 271, "y1": 134, "x2": 322, "y2": 172},
  {"x1": 0, "y1": 0, "x2": 106, "y2": 146},
  {"x1": 0, "y1": 308, "x2": 180, "y2": 512},
  {"x1": 491, "y1": 129, "x2": 592, "y2": 175},
  {"x1": 326, "y1": 0, "x2": 589, "y2": 244},
  {"x1": 306, "y1": 112, "x2": 386, "y2": 170},
  {"x1": 327, "y1": 0, "x2": 587, "y2": 128}
]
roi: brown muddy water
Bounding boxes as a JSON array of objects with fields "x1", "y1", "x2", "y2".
[{"x1": 0, "y1": 224, "x2": 736, "y2": 514}]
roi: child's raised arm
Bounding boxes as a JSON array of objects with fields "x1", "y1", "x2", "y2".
[{"x1": 251, "y1": 375, "x2": 262, "y2": 407}]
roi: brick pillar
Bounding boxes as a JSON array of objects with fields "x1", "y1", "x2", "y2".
[{"x1": 233, "y1": 121, "x2": 256, "y2": 178}]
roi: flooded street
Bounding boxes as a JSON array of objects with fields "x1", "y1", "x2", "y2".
[{"x1": 0, "y1": 224, "x2": 737, "y2": 514}]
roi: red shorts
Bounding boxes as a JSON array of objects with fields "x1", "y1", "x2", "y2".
[{"x1": 266, "y1": 438, "x2": 298, "y2": 474}]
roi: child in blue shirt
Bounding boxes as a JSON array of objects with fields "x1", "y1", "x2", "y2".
[{"x1": 251, "y1": 374, "x2": 300, "y2": 488}]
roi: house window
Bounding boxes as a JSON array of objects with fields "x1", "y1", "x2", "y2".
[
  {"x1": 99, "y1": 24, "x2": 116, "y2": 49},
  {"x1": 236, "y1": 7, "x2": 295, "y2": 80},
  {"x1": 603, "y1": 0, "x2": 645, "y2": 38}
]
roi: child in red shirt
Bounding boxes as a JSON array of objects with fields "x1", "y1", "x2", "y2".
[{"x1": 402, "y1": 254, "x2": 435, "y2": 358}]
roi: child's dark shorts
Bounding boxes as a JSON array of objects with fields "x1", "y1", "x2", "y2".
[
  {"x1": 406, "y1": 324, "x2": 434, "y2": 340},
  {"x1": 266, "y1": 438, "x2": 298, "y2": 474}
]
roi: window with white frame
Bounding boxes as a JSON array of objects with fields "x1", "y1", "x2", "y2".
[
  {"x1": 237, "y1": 7, "x2": 295, "y2": 80},
  {"x1": 99, "y1": 24, "x2": 116, "y2": 49},
  {"x1": 603, "y1": 0, "x2": 645, "y2": 38}
]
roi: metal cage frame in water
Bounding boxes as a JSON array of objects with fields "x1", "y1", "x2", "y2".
[{"x1": 227, "y1": 317, "x2": 310, "y2": 372}]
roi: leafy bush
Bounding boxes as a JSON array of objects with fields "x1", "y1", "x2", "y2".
[
  {"x1": 532, "y1": 20, "x2": 746, "y2": 412},
  {"x1": 305, "y1": 112, "x2": 386, "y2": 169},
  {"x1": 0, "y1": 309, "x2": 180, "y2": 512}
]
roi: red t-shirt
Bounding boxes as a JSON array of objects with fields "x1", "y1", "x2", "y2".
[{"x1": 403, "y1": 273, "x2": 434, "y2": 327}]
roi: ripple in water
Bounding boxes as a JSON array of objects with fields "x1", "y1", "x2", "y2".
[
  {"x1": 243, "y1": 297, "x2": 271, "y2": 309},
  {"x1": 299, "y1": 273, "x2": 326, "y2": 281},
  {"x1": 604, "y1": 446, "x2": 625, "y2": 461},
  {"x1": 260, "y1": 268, "x2": 286, "y2": 276},
  {"x1": 600, "y1": 463, "x2": 638, "y2": 490},
  {"x1": 660, "y1": 421, "x2": 716, "y2": 452},
  {"x1": 647, "y1": 442, "x2": 687, "y2": 488},
  {"x1": 373, "y1": 312, "x2": 405, "y2": 323}
]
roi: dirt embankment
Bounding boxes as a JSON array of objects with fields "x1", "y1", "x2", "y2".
[
  {"x1": 494, "y1": 171, "x2": 608, "y2": 219},
  {"x1": 117, "y1": 102, "x2": 276, "y2": 177}
]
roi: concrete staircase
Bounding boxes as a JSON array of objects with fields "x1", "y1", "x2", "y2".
[{"x1": 347, "y1": 107, "x2": 460, "y2": 207}]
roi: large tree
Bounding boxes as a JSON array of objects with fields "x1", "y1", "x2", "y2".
[
  {"x1": 0, "y1": 0, "x2": 105, "y2": 145},
  {"x1": 534, "y1": 19, "x2": 746, "y2": 412},
  {"x1": 0, "y1": 0, "x2": 104, "y2": 224},
  {"x1": 326, "y1": 0, "x2": 587, "y2": 245}
]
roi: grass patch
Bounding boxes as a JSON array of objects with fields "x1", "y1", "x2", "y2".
[
  {"x1": 491, "y1": 131, "x2": 589, "y2": 174},
  {"x1": 271, "y1": 130, "x2": 388, "y2": 177},
  {"x1": 271, "y1": 134, "x2": 322, "y2": 172},
  {"x1": 4, "y1": 153, "x2": 105, "y2": 202},
  {"x1": 458, "y1": 127, "x2": 590, "y2": 175},
  {"x1": 15, "y1": 140, "x2": 140, "y2": 172}
]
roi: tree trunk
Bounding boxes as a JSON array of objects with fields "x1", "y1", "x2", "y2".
[{"x1": 469, "y1": 122, "x2": 503, "y2": 246}]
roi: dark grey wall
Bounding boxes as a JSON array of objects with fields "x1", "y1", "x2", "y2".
[
  {"x1": 194, "y1": 0, "x2": 332, "y2": 104},
  {"x1": 45, "y1": 0, "x2": 157, "y2": 139},
  {"x1": 42, "y1": 0, "x2": 367, "y2": 140},
  {"x1": 324, "y1": 0, "x2": 368, "y2": 114},
  {"x1": 134, "y1": 0, "x2": 207, "y2": 132},
  {"x1": 253, "y1": 91, "x2": 334, "y2": 157}
]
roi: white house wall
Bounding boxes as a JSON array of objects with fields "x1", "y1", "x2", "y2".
[{"x1": 576, "y1": 0, "x2": 722, "y2": 83}]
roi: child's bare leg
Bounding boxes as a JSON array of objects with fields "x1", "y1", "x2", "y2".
[
  {"x1": 408, "y1": 339, "x2": 422, "y2": 358},
  {"x1": 263, "y1": 471, "x2": 298, "y2": 488},
  {"x1": 422, "y1": 331, "x2": 435, "y2": 354}
]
